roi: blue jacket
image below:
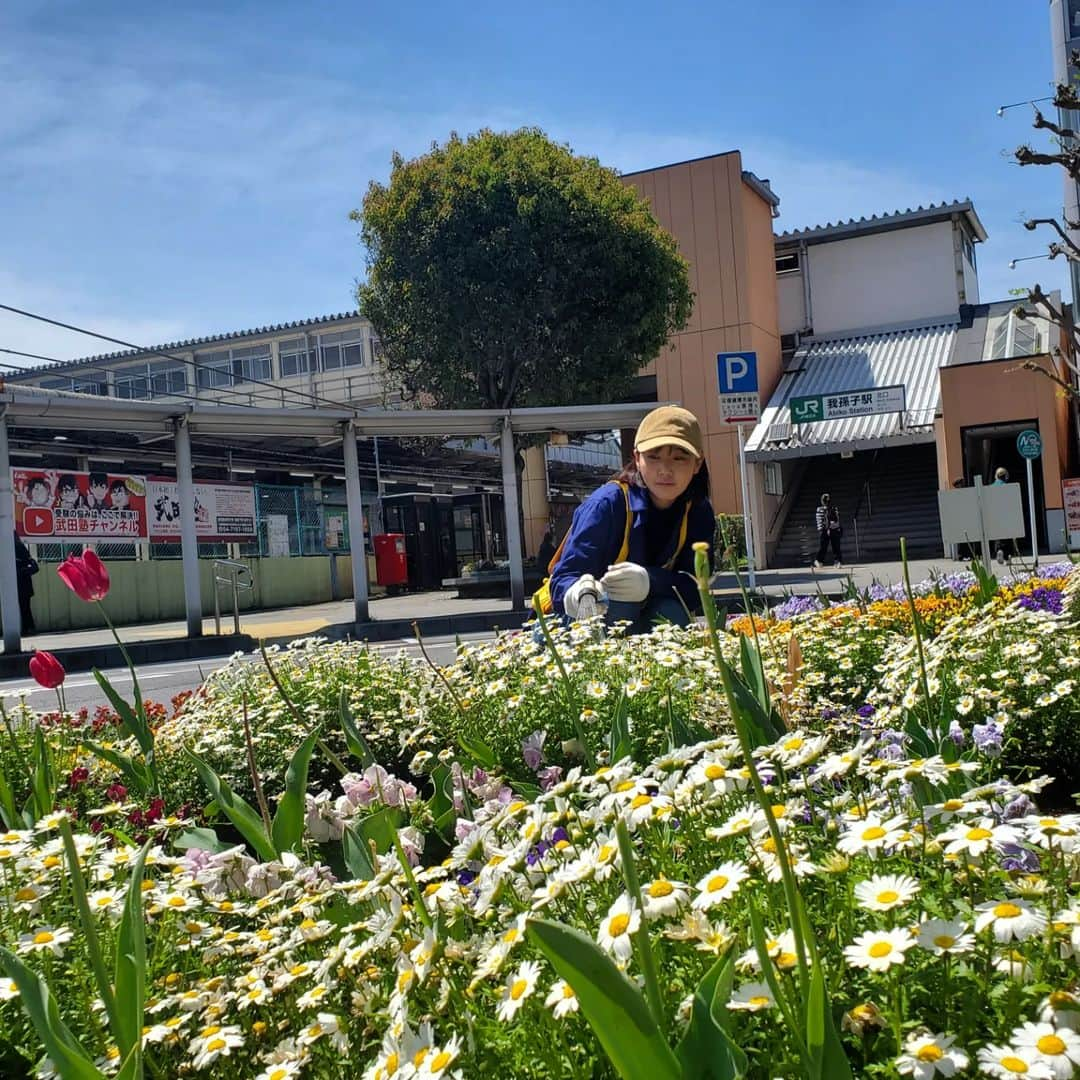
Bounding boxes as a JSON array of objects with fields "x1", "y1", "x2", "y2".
[{"x1": 549, "y1": 481, "x2": 715, "y2": 614}]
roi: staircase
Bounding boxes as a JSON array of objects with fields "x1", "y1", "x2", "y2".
[{"x1": 770, "y1": 444, "x2": 943, "y2": 567}]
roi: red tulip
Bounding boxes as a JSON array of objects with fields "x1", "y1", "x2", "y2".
[
  {"x1": 29, "y1": 650, "x2": 66, "y2": 689},
  {"x1": 57, "y1": 549, "x2": 110, "y2": 602}
]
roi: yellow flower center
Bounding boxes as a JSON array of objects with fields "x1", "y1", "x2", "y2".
[
  {"x1": 942, "y1": 799, "x2": 964, "y2": 811},
  {"x1": 1050, "y1": 991, "x2": 1077, "y2": 1007},
  {"x1": 430, "y1": 1051, "x2": 452, "y2": 1072},
  {"x1": 705, "y1": 764, "x2": 727, "y2": 780},
  {"x1": 749, "y1": 995, "x2": 770, "y2": 1007},
  {"x1": 609, "y1": 913, "x2": 631, "y2": 937},
  {"x1": 1037, "y1": 1035, "x2": 1066, "y2": 1055},
  {"x1": 43, "y1": 855, "x2": 60, "y2": 868},
  {"x1": 966, "y1": 827, "x2": 992, "y2": 841},
  {"x1": 503, "y1": 927, "x2": 519, "y2": 943},
  {"x1": 783, "y1": 737, "x2": 804, "y2": 750},
  {"x1": 597, "y1": 844, "x2": 615, "y2": 862},
  {"x1": 269, "y1": 1070, "x2": 289, "y2": 1080},
  {"x1": 630, "y1": 794, "x2": 652, "y2": 810},
  {"x1": 648, "y1": 880, "x2": 674, "y2": 898},
  {"x1": 1000, "y1": 1056, "x2": 1029, "y2": 1073},
  {"x1": 32, "y1": 931, "x2": 54, "y2": 945},
  {"x1": 14, "y1": 888, "x2": 37, "y2": 902},
  {"x1": 876, "y1": 891, "x2": 899, "y2": 905},
  {"x1": 510, "y1": 978, "x2": 528, "y2": 1000},
  {"x1": 867, "y1": 942, "x2": 892, "y2": 958},
  {"x1": 206, "y1": 1038, "x2": 226, "y2": 1053},
  {"x1": 562, "y1": 984, "x2": 575, "y2": 998},
  {"x1": 707, "y1": 875, "x2": 729, "y2": 893},
  {"x1": 862, "y1": 826, "x2": 886, "y2": 841},
  {"x1": 413, "y1": 1048, "x2": 429, "y2": 1068},
  {"x1": 993, "y1": 903, "x2": 1022, "y2": 919},
  {"x1": 385, "y1": 1052, "x2": 399, "y2": 1074},
  {"x1": 933, "y1": 935, "x2": 955, "y2": 949},
  {"x1": 915, "y1": 1045, "x2": 943, "y2": 1062},
  {"x1": 770, "y1": 804, "x2": 786, "y2": 818}
]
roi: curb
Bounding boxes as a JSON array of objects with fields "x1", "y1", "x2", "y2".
[{"x1": 0, "y1": 609, "x2": 529, "y2": 680}]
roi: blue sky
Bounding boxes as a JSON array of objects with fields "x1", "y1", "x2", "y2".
[{"x1": 0, "y1": 0, "x2": 1069, "y2": 364}]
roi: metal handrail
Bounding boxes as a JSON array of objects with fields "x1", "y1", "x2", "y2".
[{"x1": 213, "y1": 558, "x2": 254, "y2": 635}]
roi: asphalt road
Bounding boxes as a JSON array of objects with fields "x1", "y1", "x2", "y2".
[{"x1": 1, "y1": 631, "x2": 494, "y2": 713}]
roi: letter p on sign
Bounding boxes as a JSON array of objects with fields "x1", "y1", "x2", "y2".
[{"x1": 716, "y1": 351, "x2": 758, "y2": 394}]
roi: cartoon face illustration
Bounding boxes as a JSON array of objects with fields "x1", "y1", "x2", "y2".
[
  {"x1": 26, "y1": 478, "x2": 51, "y2": 507},
  {"x1": 109, "y1": 481, "x2": 129, "y2": 510},
  {"x1": 88, "y1": 472, "x2": 108, "y2": 504},
  {"x1": 57, "y1": 476, "x2": 80, "y2": 508}
]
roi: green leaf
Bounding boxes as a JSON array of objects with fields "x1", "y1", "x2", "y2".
[
  {"x1": 805, "y1": 955, "x2": 852, "y2": 1080},
  {"x1": 30, "y1": 727, "x2": 53, "y2": 820},
  {"x1": 173, "y1": 827, "x2": 233, "y2": 855},
  {"x1": 0, "y1": 762, "x2": 21, "y2": 831},
  {"x1": 427, "y1": 763, "x2": 458, "y2": 838},
  {"x1": 0, "y1": 947, "x2": 105, "y2": 1080},
  {"x1": 338, "y1": 689, "x2": 375, "y2": 767},
  {"x1": 739, "y1": 635, "x2": 770, "y2": 713},
  {"x1": 270, "y1": 727, "x2": 321, "y2": 856},
  {"x1": 81, "y1": 740, "x2": 153, "y2": 796},
  {"x1": 183, "y1": 747, "x2": 276, "y2": 862},
  {"x1": 676, "y1": 951, "x2": 748, "y2": 1079},
  {"x1": 608, "y1": 690, "x2": 632, "y2": 764},
  {"x1": 113, "y1": 845, "x2": 149, "y2": 1063},
  {"x1": 92, "y1": 670, "x2": 152, "y2": 759},
  {"x1": 355, "y1": 807, "x2": 404, "y2": 857},
  {"x1": 718, "y1": 659, "x2": 785, "y2": 748},
  {"x1": 457, "y1": 733, "x2": 497, "y2": 770},
  {"x1": 527, "y1": 918, "x2": 681, "y2": 1080},
  {"x1": 342, "y1": 821, "x2": 376, "y2": 880}
]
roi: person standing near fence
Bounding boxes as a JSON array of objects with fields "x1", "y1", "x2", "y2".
[
  {"x1": 813, "y1": 493, "x2": 843, "y2": 568},
  {"x1": 14, "y1": 531, "x2": 38, "y2": 635}
]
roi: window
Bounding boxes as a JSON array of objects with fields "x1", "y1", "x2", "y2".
[
  {"x1": 279, "y1": 338, "x2": 312, "y2": 378},
  {"x1": 231, "y1": 345, "x2": 271, "y2": 383},
  {"x1": 40, "y1": 377, "x2": 71, "y2": 391},
  {"x1": 115, "y1": 373, "x2": 149, "y2": 399},
  {"x1": 149, "y1": 364, "x2": 186, "y2": 397},
  {"x1": 764, "y1": 461, "x2": 783, "y2": 496},
  {"x1": 73, "y1": 377, "x2": 107, "y2": 395},
  {"x1": 318, "y1": 329, "x2": 365, "y2": 371},
  {"x1": 775, "y1": 251, "x2": 800, "y2": 274},
  {"x1": 961, "y1": 231, "x2": 976, "y2": 268},
  {"x1": 196, "y1": 350, "x2": 233, "y2": 389},
  {"x1": 986, "y1": 312, "x2": 1042, "y2": 360}
]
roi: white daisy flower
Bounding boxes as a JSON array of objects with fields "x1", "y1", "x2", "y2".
[
  {"x1": 640, "y1": 877, "x2": 689, "y2": 921},
  {"x1": 16, "y1": 926, "x2": 72, "y2": 958},
  {"x1": 726, "y1": 981, "x2": 775, "y2": 1012},
  {"x1": 853, "y1": 873, "x2": 919, "y2": 912},
  {"x1": 1012, "y1": 1021, "x2": 1080, "y2": 1078},
  {"x1": 843, "y1": 929, "x2": 916, "y2": 972},
  {"x1": 836, "y1": 813, "x2": 910, "y2": 856},
  {"x1": 974, "y1": 899, "x2": 1048, "y2": 942},
  {"x1": 597, "y1": 895, "x2": 640, "y2": 964},
  {"x1": 915, "y1": 918, "x2": 975, "y2": 955},
  {"x1": 1039, "y1": 990, "x2": 1080, "y2": 1032},
  {"x1": 692, "y1": 862, "x2": 749, "y2": 909},
  {"x1": 895, "y1": 1030, "x2": 968, "y2": 1078},
  {"x1": 976, "y1": 1043, "x2": 1053, "y2": 1078},
  {"x1": 497, "y1": 961, "x2": 541, "y2": 1023},
  {"x1": 939, "y1": 817, "x2": 1020, "y2": 858},
  {"x1": 544, "y1": 979, "x2": 579, "y2": 1019}
]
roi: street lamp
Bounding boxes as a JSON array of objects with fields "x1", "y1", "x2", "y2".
[
  {"x1": 1008, "y1": 254, "x2": 1053, "y2": 269},
  {"x1": 996, "y1": 96, "x2": 1054, "y2": 117}
]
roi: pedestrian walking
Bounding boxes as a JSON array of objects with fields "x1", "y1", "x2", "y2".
[
  {"x1": 813, "y1": 493, "x2": 843, "y2": 568},
  {"x1": 14, "y1": 531, "x2": 38, "y2": 635},
  {"x1": 536, "y1": 529, "x2": 556, "y2": 570},
  {"x1": 536, "y1": 405, "x2": 715, "y2": 635},
  {"x1": 992, "y1": 467, "x2": 1012, "y2": 563}
]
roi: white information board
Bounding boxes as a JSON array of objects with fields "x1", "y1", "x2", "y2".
[{"x1": 938, "y1": 483, "x2": 1025, "y2": 545}]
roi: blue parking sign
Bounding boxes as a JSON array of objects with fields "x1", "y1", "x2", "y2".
[{"x1": 717, "y1": 352, "x2": 758, "y2": 394}]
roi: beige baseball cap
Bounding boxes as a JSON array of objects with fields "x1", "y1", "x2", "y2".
[{"x1": 634, "y1": 405, "x2": 704, "y2": 459}]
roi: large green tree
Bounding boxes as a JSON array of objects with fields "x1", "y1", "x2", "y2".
[{"x1": 353, "y1": 128, "x2": 692, "y2": 410}]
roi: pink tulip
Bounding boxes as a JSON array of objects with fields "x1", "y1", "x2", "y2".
[
  {"x1": 57, "y1": 549, "x2": 110, "y2": 602},
  {"x1": 29, "y1": 650, "x2": 66, "y2": 689}
]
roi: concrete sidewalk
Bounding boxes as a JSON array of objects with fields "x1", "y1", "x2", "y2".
[{"x1": 4, "y1": 554, "x2": 1052, "y2": 679}]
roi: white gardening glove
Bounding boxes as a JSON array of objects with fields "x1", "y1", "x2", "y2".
[
  {"x1": 564, "y1": 574, "x2": 603, "y2": 618},
  {"x1": 601, "y1": 562, "x2": 650, "y2": 603}
]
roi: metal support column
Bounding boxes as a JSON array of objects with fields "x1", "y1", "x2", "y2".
[
  {"x1": 173, "y1": 417, "x2": 203, "y2": 637},
  {"x1": 499, "y1": 417, "x2": 526, "y2": 610},
  {"x1": 343, "y1": 423, "x2": 370, "y2": 623},
  {"x1": 0, "y1": 415, "x2": 22, "y2": 652}
]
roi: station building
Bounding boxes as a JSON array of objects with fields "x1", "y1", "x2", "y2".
[{"x1": 624, "y1": 152, "x2": 1076, "y2": 565}]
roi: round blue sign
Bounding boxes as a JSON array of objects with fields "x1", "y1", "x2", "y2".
[{"x1": 1016, "y1": 429, "x2": 1043, "y2": 460}]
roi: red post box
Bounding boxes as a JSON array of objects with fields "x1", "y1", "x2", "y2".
[{"x1": 373, "y1": 533, "x2": 408, "y2": 587}]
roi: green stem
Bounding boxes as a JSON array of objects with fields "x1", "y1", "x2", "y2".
[
  {"x1": 530, "y1": 605, "x2": 594, "y2": 768},
  {"x1": 615, "y1": 819, "x2": 665, "y2": 1030},
  {"x1": 899, "y1": 538, "x2": 934, "y2": 730},
  {"x1": 392, "y1": 829, "x2": 433, "y2": 931},
  {"x1": 694, "y1": 546, "x2": 810, "y2": 995},
  {"x1": 58, "y1": 818, "x2": 120, "y2": 1040}
]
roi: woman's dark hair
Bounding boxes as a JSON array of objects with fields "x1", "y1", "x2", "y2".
[
  {"x1": 109, "y1": 479, "x2": 127, "y2": 494},
  {"x1": 57, "y1": 475, "x2": 78, "y2": 494},
  {"x1": 611, "y1": 459, "x2": 711, "y2": 504}
]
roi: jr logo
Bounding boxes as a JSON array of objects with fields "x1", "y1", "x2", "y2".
[{"x1": 791, "y1": 397, "x2": 821, "y2": 422}]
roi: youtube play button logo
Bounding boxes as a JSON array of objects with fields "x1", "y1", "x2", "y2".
[{"x1": 22, "y1": 508, "x2": 54, "y2": 536}]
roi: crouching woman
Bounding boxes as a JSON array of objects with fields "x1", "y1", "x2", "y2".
[{"x1": 547, "y1": 405, "x2": 715, "y2": 634}]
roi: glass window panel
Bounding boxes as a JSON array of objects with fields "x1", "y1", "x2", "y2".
[
  {"x1": 321, "y1": 344, "x2": 342, "y2": 370},
  {"x1": 343, "y1": 342, "x2": 364, "y2": 367}
]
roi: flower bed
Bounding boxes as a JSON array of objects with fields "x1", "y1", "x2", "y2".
[{"x1": 0, "y1": 552, "x2": 1077, "y2": 1078}]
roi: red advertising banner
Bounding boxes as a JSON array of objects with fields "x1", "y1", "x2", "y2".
[{"x1": 12, "y1": 469, "x2": 148, "y2": 540}]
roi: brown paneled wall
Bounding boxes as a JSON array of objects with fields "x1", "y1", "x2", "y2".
[{"x1": 623, "y1": 151, "x2": 781, "y2": 514}]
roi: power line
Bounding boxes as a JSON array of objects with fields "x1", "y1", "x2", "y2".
[{"x1": 0, "y1": 303, "x2": 350, "y2": 411}]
